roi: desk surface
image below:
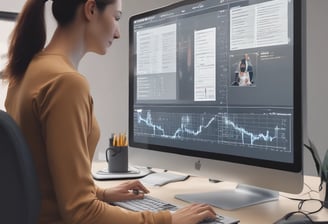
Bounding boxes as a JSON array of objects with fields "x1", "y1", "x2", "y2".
[{"x1": 92, "y1": 162, "x2": 328, "y2": 224}]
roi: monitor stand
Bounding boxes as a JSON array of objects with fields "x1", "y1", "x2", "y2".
[{"x1": 175, "y1": 184, "x2": 279, "y2": 210}]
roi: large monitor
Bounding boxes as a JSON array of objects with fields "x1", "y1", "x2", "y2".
[{"x1": 129, "y1": 0, "x2": 306, "y2": 210}]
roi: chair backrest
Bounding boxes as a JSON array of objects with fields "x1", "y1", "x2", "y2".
[{"x1": 0, "y1": 110, "x2": 40, "y2": 223}]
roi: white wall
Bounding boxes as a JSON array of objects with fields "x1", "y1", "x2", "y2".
[
  {"x1": 0, "y1": 0, "x2": 327, "y2": 175},
  {"x1": 0, "y1": 1, "x2": 25, "y2": 110},
  {"x1": 305, "y1": 0, "x2": 328, "y2": 175},
  {"x1": 0, "y1": 0, "x2": 25, "y2": 12}
]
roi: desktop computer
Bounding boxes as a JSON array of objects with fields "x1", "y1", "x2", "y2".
[{"x1": 128, "y1": 0, "x2": 306, "y2": 210}]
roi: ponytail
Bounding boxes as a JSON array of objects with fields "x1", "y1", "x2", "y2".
[
  {"x1": 4, "y1": 0, "x2": 47, "y2": 82},
  {"x1": 3, "y1": 0, "x2": 117, "y2": 82}
]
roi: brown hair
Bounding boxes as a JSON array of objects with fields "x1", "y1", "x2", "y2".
[{"x1": 3, "y1": 0, "x2": 116, "y2": 82}]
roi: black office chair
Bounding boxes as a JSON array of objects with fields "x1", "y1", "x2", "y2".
[{"x1": 0, "y1": 110, "x2": 40, "y2": 223}]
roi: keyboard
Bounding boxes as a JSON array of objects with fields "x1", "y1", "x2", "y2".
[{"x1": 112, "y1": 195, "x2": 240, "y2": 224}]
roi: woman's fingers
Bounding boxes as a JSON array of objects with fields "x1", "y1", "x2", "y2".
[
  {"x1": 125, "y1": 180, "x2": 150, "y2": 194},
  {"x1": 194, "y1": 203, "x2": 216, "y2": 216},
  {"x1": 172, "y1": 203, "x2": 217, "y2": 224}
]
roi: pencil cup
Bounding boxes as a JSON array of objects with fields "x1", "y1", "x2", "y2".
[{"x1": 106, "y1": 146, "x2": 128, "y2": 173}]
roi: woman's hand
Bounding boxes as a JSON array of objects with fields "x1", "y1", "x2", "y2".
[
  {"x1": 103, "y1": 180, "x2": 150, "y2": 203},
  {"x1": 172, "y1": 203, "x2": 217, "y2": 224}
]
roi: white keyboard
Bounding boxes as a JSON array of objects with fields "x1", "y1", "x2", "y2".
[
  {"x1": 112, "y1": 195, "x2": 177, "y2": 212},
  {"x1": 112, "y1": 195, "x2": 240, "y2": 224}
]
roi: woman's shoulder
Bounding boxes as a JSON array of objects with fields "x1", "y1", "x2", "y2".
[
  {"x1": 28, "y1": 53, "x2": 89, "y2": 90},
  {"x1": 30, "y1": 52, "x2": 77, "y2": 75},
  {"x1": 52, "y1": 72, "x2": 88, "y2": 90},
  {"x1": 34, "y1": 72, "x2": 91, "y2": 112}
]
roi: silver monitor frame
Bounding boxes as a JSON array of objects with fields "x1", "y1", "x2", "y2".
[{"x1": 129, "y1": 0, "x2": 306, "y2": 209}]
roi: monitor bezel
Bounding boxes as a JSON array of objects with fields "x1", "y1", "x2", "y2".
[{"x1": 129, "y1": 0, "x2": 303, "y2": 173}]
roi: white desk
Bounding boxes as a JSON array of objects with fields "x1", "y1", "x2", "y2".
[{"x1": 92, "y1": 162, "x2": 328, "y2": 224}]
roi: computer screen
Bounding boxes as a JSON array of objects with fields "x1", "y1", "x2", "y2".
[{"x1": 129, "y1": 0, "x2": 305, "y2": 209}]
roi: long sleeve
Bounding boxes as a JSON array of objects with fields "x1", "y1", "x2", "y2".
[{"x1": 35, "y1": 73, "x2": 171, "y2": 224}]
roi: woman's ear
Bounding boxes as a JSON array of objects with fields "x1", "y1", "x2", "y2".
[{"x1": 84, "y1": 0, "x2": 97, "y2": 21}]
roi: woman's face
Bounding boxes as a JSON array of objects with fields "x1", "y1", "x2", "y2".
[{"x1": 85, "y1": 0, "x2": 122, "y2": 54}]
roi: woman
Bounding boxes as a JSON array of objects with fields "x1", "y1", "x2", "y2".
[
  {"x1": 3, "y1": 0, "x2": 216, "y2": 223},
  {"x1": 238, "y1": 63, "x2": 251, "y2": 86}
]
